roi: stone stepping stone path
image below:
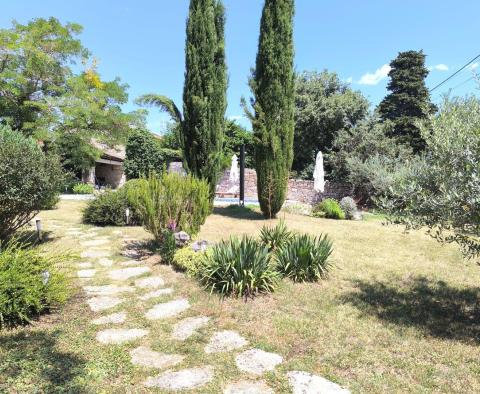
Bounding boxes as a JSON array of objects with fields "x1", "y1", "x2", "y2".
[
  {"x1": 205, "y1": 330, "x2": 248, "y2": 354},
  {"x1": 145, "y1": 299, "x2": 190, "y2": 320},
  {"x1": 130, "y1": 346, "x2": 184, "y2": 369},
  {"x1": 63, "y1": 224, "x2": 352, "y2": 393},
  {"x1": 83, "y1": 285, "x2": 135, "y2": 296},
  {"x1": 77, "y1": 269, "x2": 96, "y2": 278},
  {"x1": 172, "y1": 316, "x2": 210, "y2": 341},
  {"x1": 87, "y1": 296, "x2": 123, "y2": 312},
  {"x1": 144, "y1": 366, "x2": 214, "y2": 390},
  {"x1": 135, "y1": 276, "x2": 164, "y2": 289},
  {"x1": 287, "y1": 371, "x2": 351, "y2": 394},
  {"x1": 235, "y1": 349, "x2": 283, "y2": 376},
  {"x1": 96, "y1": 328, "x2": 148, "y2": 345},
  {"x1": 138, "y1": 288, "x2": 173, "y2": 301},
  {"x1": 224, "y1": 380, "x2": 274, "y2": 394},
  {"x1": 108, "y1": 267, "x2": 151, "y2": 281},
  {"x1": 92, "y1": 312, "x2": 127, "y2": 325}
]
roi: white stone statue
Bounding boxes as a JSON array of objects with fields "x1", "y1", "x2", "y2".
[
  {"x1": 313, "y1": 151, "x2": 325, "y2": 193},
  {"x1": 229, "y1": 154, "x2": 240, "y2": 183}
]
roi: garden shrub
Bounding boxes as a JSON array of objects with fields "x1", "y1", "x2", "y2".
[
  {"x1": 275, "y1": 233, "x2": 333, "y2": 282},
  {"x1": 198, "y1": 236, "x2": 280, "y2": 299},
  {"x1": 72, "y1": 183, "x2": 94, "y2": 194},
  {"x1": 340, "y1": 196, "x2": 357, "y2": 220},
  {"x1": 128, "y1": 172, "x2": 210, "y2": 242},
  {"x1": 82, "y1": 180, "x2": 142, "y2": 226},
  {"x1": 172, "y1": 247, "x2": 209, "y2": 277},
  {"x1": 0, "y1": 126, "x2": 63, "y2": 241},
  {"x1": 259, "y1": 220, "x2": 293, "y2": 252},
  {"x1": 313, "y1": 198, "x2": 345, "y2": 220},
  {"x1": 0, "y1": 241, "x2": 69, "y2": 329}
]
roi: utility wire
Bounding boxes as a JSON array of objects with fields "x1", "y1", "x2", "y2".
[{"x1": 430, "y1": 53, "x2": 480, "y2": 92}]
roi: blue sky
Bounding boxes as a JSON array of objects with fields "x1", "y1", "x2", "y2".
[{"x1": 3, "y1": 0, "x2": 479, "y2": 133}]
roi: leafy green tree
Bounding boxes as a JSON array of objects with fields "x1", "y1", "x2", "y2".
[
  {"x1": 137, "y1": 0, "x2": 227, "y2": 199},
  {"x1": 244, "y1": 0, "x2": 295, "y2": 218},
  {"x1": 378, "y1": 50, "x2": 436, "y2": 152},
  {"x1": 293, "y1": 71, "x2": 369, "y2": 178},
  {"x1": 0, "y1": 17, "x2": 88, "y2": 134},
  {"x1": 381, "y1": 97, "x2": 480, "y2": 259}
]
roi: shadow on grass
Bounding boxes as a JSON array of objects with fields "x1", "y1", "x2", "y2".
[
  {"x1": 213, "y1": 205, "x2": 265, "y2": 221},
  {"x1": 0, "y1": 329, "x2": 87, "y2": 392},
  {"x1": 342, "y1": 276, "x2": 480, "y2": 343}
]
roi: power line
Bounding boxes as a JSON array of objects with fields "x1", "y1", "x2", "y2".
[{"x1": 430, "y1": 53, "x2": 480, "y2": 92}]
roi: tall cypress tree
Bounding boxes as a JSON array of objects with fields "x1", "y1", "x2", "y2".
[
  {"x1": 182, "y1": 0, "x2": 227, "y2": 198},
  {"x1": 246, "y1": 0, "x2": 295, "y2": 218},
  {"x1": 378, "y1": 50, "x2": 436, "y2": 152}
]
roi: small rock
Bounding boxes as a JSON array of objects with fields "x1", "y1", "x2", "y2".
[
  {"x1": 235, "y1": 349, "x2": 282, "y2": 375},
  {"x1": 135, "y1": 276, "x2": 165, "y2": 289},
  {"x1": 108, "y1": 267, "x2": 151, "y2": 281},
  {"x1": 352, "y1": 211, "x2": 363, "y2": 221},
  {"x1": 172, "y1": 316, "x2": 210, "y2": 341},
  {"x1": 224, "y1": 380, "x2": 274, "y2": 394},
  {"x1": 96, "y1": 328, "x2": 148, "y2": 344},
  {"x1": 191, "y1": 240, "x2": 209, "y2": 252},
  {"x1": 130, "y1": 346, "x2": 184, "y2": 369},
  {"x1": 205, "y1": 330, "x2": 248, "y2": 354},
  {"x1": 144, "y1": 366, "x2": 213, "y2": 390},
  {"x1": 145, "y1": 299, "x2": 190, "y2": 320},
  {"x1": 87, "y1": 296, "x2": 123, "y2": 312},
  {"x1": 287, "y1": 371, "x2": 351, "y2": 394},
  {"x1": 98, "y1": 258, "x2": 114, "y2": 267},
  {"x1": 92, "y1": 312, "x2": 127, "y2": 325},
  {"x1": 83, "y1": 285, "x2": 135, "y2": 296},
  {"x1": 174, "y1": 231, "x2": 190, "y2": 246},
  {"x1": 77, "y1": 269, "x2": 96, "y2": 278},
  {"x1": 138, "y1": 288, "x2": 173, "y2": 301}
]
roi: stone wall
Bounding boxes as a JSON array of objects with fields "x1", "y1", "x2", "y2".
[{"x1": 216, "y1": 168, "x2": 352, "y2": 205}]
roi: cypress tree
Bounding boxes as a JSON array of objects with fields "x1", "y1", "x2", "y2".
[
  {"x1": 182, "y1": 0, "x2": 227, "y2": 198},
  {"x1": 378, "y1": 50, "x2": 436, "y2": 152},
  {"x1": 247, "y1": 0, "x2": 295, "y2": 218}
]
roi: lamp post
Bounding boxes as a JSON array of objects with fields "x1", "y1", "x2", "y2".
[
  {"x1": 35, "y1": 219, "x2": 42, "y2": 242},
  {"x1": 125, "y1": 208, "x2": 130, "y2": 225},
  {"x1": 239, "y1": 145, "x2": 245, "y2": 207}
]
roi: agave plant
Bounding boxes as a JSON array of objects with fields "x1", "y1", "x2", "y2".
[
  {"x1": 259, "y1": 220, "x2": 293, "y2": 252},
  {"x1": 275, "y1": 233, "x2": 333, "y2": 282},
  {"x1": 198, "y1": 235, "x2": 280, "y2": 299}
]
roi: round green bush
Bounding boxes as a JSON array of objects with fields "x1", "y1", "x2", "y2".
[
  {"x1": 198, "y1": 236, "x2": 280, "y2": 298},
  {"x1": 72, "y1": 183, "x2": 94, "y2": 195},
  {"x1": 0, "y1": 126, "x2": 63, "y2": 241},
  {"x1": 0, "y1": 242, "x2": 69, "y2": 329},
  {"x1": 313, "y1": 198, "x2": 345, "y2": 220},
  {"x1": 275, "y1": 233, "x2": 333, "y2": 282},
  {"x1": 340, "y1": 196, "x2": 357, "y2": 220},
  {"x1": 172, "y1": 247, "x2": 209, "y2": 277}
]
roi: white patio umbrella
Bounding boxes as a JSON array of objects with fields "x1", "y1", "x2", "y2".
[
  {"x1": 313, "y1": 151, "x2": 325, "y2": 193},
  {"x1": 229, "y1": 154, "x2": 239, "y2": 183}
]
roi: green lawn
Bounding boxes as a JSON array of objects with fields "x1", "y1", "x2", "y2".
[{"x1": 0, "y1": 201, "x2": 479, "y2": 393}]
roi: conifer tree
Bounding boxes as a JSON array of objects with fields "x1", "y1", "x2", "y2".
[
  {"x1": 378, "y1": 50, "x2": 436, "y2": 152},
  {"x1": 245, "y1": 0, "x2": 295, "y2": 218}
]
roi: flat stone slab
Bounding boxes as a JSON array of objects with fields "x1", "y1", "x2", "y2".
[
  {"x1": 98, "y1": 258, "x2": 114, "y2": 267},
  {"x1": 92, "y1": 312, "x2": 127, "y2": 325},
  {"x1": 130, "y1": 346, "x2": 184, "y2": 369},
  {"x1": 81, "y1": 239, "x2": 110, "y2": 247},
  {"x1": 172, "y1": 316, "x2": 210, "y2": 341},
  {"x1": 235, "y1": 349, "x2": 283, "y2": 375},
  {"x1": 77, "y1": 269, "x2": 96, "y2": 278},
  {"x1": 135, "y1": 276, "x2": 164, "y2": 289},
  {"x1": 287, "y1": 371, "x2": 351, "y2": 394},
  {"x1": 144, "y1": 366, "x2": 214, "y2": 390},
  {"x1": 77, "y1": 262, "x2": 93, "y2": 269},
  {"x1": 145, "y1": 299, "x2": 190, "y2": 320},
  {"x1": 120, "y1": 260, "x2": 143, "y2": 267},
  {"x1": 83, "y1": 285, "x2": 135, "y2": 296},
  {"x1": 81, "y1": 250, "x2": 111, "y2": 259},
  {"x1": 224, "y1": 380, "x2": 274, "y2": 394},
  {"x1": 205, "y1": 330, "x2": 248, "y2": 354},
  {"x1": 108, "y1": 267, "x2": 151, "y2": 281},
  {"x1": 87, "y1": 296, "x2": 123, "y2": 312},
  {"x1": 96, "y1": 328, "x2": 148, "y2": 345},
  {"x1": 138, "y1": 288, "x2": 173, "y2": 301}
]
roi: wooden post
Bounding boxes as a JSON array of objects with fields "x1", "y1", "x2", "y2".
[{"x1": 239, "y1": 145, "x2": 245, "y2": 207}]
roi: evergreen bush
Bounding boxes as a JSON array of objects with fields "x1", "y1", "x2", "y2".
[
  {"x1": 72, "y1": 183, "x2": 94, "y2": 194},
  {"x1": 313, "y1": 199, "x2": 345, "y2": 220}
]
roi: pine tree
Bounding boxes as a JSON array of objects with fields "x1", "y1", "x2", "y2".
[
  {"x1": 245, "y1": 0, "x2": 295, "y2": 218},
  {"x1": 182, "y1": 0, "x2": 227, "y2": 198},
  {"x1": 378, "y1": 50, "x2": 436, "y2": 152}
]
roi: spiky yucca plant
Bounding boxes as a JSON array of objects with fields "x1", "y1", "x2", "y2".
[{"x1": 259, "y1": 220, "x2": 293, "y2": 252}]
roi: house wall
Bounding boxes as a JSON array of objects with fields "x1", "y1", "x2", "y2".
[{"x1": 95, "y1": 162, "x2": 125, "y2": 189}]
